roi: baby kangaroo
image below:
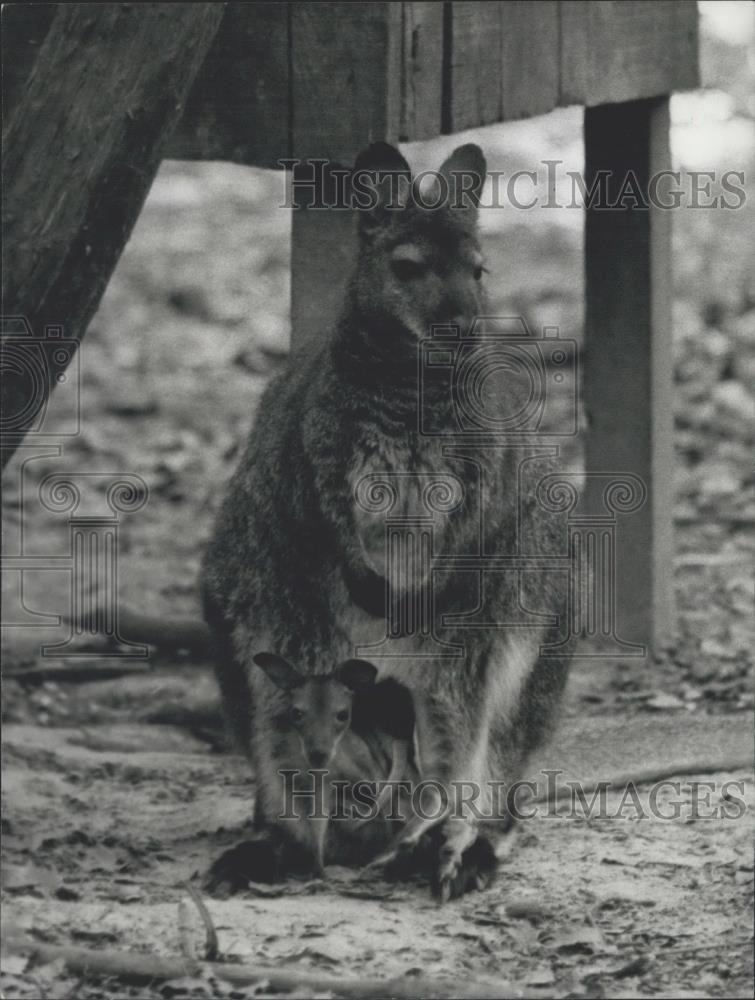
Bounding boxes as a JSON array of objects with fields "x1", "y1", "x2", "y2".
[
  {"x1": 205, "y1": 653, "x2": 415, "y2": 890},
  {"x1": 253, "y1": 653, "x2": 375, "y2": 773}
]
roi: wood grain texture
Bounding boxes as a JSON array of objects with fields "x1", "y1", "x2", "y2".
[
  {"x1": 401, "y1": 1, "x2": 444, "y2": 141},
  {"x1": 168, "y1": 3, "x2": 291, "y2": 168},
  {"x1": 0, "y1": 3, "x2": 55, "y2": 121},
  {"x1": 289, "y1": 3, "x2": 401, "y2": 359},
  {"x1": 448, "y1": 1, "x2": 503, "y2": 132},
  {"x1": 560, "y1": 0, "x2": 699, "y2": 107},
  {"x1": 290, "y1": 165, "x2": 357, "y2": 357},
  {"x1": 2, "y1": 3, "x2": 699, "y2": 163},
  {"x1": 583, "y1": 98, "x2": 675, "y2": 646},
  {"x1": 1, "y1": 3, "x2": 224, "y2": 466},
  {"x1": 501, "y1": 1, "x2": 559, "y2": 120},
  {"x1": 290, "y1": 2, "x2": 401, "y2": 164}
]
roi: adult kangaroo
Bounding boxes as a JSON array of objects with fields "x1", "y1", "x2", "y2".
[{"x1": 202, "y1": 141, "x2": 570, "y2": 900}]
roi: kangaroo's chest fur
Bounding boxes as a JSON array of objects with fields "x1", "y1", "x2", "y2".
[{"x1": 347, "y1": 431, "x2": 466, "y2": 584}]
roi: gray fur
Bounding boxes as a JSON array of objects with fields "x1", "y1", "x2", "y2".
[{"x1": 202, "y1": 143, "x2": 570, "y2": 895}]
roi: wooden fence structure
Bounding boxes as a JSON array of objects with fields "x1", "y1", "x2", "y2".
[{"x1": 2, "y1": 2, "x2": 700, "y2": 646}]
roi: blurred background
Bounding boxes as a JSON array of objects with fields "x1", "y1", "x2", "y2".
[{"x1": 2, "y1": 1, "x2": 753, "y2": 718}]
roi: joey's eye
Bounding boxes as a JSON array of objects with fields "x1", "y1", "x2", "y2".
[
  {"x1": 473, "y1": 265, "x2": 485, "y2": 281},
  {"x1": 290, "y1": 707, "x2": 304, "y2": 723},
  {"x1": 335, "y1": 709, "x2": 349, "y2": 723},
  {"x1": 391, "y1": 258, "x2": 425, "y2": 281}
]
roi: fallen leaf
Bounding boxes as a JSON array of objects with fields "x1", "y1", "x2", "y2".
[
  {"x1": 644, "y1": 692, "x2": 687, "y2": 711},
  {"x1": 0, "y1": 952, "x2": 29, "y2": 975},
  {"x1": 2, "y1": 862, "x2": 61, "y2": 895},
  {"x1": 548, "y1": 923, "x2": 608, "y2": 956},
  {"x1": 526, "y1": 962, "x2": 556, "y2": 986},
  {"x1": 505, "y1": 899, "x2": 554, "y2": 923}
]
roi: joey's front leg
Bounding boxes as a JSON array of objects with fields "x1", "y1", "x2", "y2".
[
  {"x1": 267, "y1": 765, "x2": 331, "y2": 877},
  {"x1": 203, "y1": 777, "x2": 325, "y2": 895}
]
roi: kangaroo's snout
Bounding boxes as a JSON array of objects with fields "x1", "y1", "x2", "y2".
[{"x1": 308, "y1": 749, "x2": 329, "y2": 768}]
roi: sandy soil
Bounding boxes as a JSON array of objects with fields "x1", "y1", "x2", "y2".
[{"x1": 2, "y1": 651, "x2": 753, "y2": 999}]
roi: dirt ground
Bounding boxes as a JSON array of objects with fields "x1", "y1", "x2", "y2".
[
  {"x1": 2, "y1": 8, "x2": 754, "y2": 996},
  {"x1": 2, "y1": 661, "x2": 753, "y2": 999}
]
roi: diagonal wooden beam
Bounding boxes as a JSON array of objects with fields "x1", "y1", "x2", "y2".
[{"x1": 1, "y1": 2, "x2": 225, "y2": 469}]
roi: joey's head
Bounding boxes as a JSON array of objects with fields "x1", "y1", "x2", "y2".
[
  {"x1": 253, "y1": 653, "x2": 377, "y2": 768},
  {"x1": 349, "y1": 141, "x2": 488, "y2": 347}
]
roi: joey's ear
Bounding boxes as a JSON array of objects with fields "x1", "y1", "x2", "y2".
[
  {"x1": 253, "y1": 652, "x2": 302, "y2": 691},
  {"x1": 352, "y1": 142, "x2": 411, "y2": 237},
  {"x1": 439, "y1": 143, "x2": 487, "y2": 209},
  {"x1": 335, "y1": 658, "x2": 378, "y2": 692}
]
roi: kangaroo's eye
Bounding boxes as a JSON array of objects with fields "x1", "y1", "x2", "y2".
[
  {"x1": 290, "y1": 707, "x2": 304, "y2": 723},
  {"x1": 473, "y1": 265, "x2": 485, "y2": 281},
  {"x1": 335, "y1": 710, "x2": 349, "y2": 723},
  {"x1": 392, "y1": 258, "x2": 425, "y2": 281}
]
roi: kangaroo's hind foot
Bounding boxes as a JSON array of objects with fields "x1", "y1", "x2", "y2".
[
  {"x1": 431, "y1": 831, "x2": 498, "y2": 903},
  {"x1": 202, "y1": 835, "x2": 284, "y2": 896},
  {"x1": 202, "y1": 829, "x2": 318, "y2": 896}
]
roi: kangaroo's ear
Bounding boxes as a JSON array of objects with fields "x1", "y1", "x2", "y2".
[
  {"x1": 354, "y1": 141, "x2": 411, "y2": 179},
  {"x1": 352, "y1": 142, "x2": 411, "y2": 238},
  {"x1": 253, "y1": 652, "x2": 302, "y2": 691},
  {"x1": 439, "y1": 143, "x2": 487, "y2": 209},
  {"x1": 335, "y1": 658, "x2": 378, "y2": 691}
]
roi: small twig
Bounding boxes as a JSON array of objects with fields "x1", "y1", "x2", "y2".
[
  {"x1": 532, "y1": 757, "x2": 755, "y2": 805},
  {"x1": 183, "y1": 882, "x2": 219, "y2": 961},
  {"x1": 3, "y1": 661, "x2": 151, "y2": 686},
  {"x1": 176, "y1": 898, "x2": 200, "y2": 975},
  {"x1": 65, "y1": 606, "x2": 211, "y2": 656},
  {"x1": 4, "y1": 932, "x2": 543, "y2": 999},
  {"x1": 645, "y1": 937, "x2": 754, "y2": 958}
]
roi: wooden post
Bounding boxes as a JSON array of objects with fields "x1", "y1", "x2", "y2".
[
  {"x1": 289, "y1": 3, "x2": 403, "y2": 355},
  {"x1": 289, "y1": 163, "x2": 358, "y2": 358},
  {"x1": 583, "y1": 97, "x2": 674, "y2": 649},
  {"x1": 1, "y1": 3, "x2": 224, "y2": 468}
]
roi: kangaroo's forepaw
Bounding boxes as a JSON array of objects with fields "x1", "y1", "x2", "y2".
[
  {"x1": 202, "y1": 837, "x2": 282, "y2": 896},
  {"x1": 431, "y1": 834, "x2": 498, "y2": 903},
  {"x1": 362, "y1": 837, "x2": 413, "y2": 872},
  {"x1": 364, "y1": 809, "x2": 447, "y2": 871},
  {"x1": 383, "y1": 832, "x2": 436, "y2": 879}
]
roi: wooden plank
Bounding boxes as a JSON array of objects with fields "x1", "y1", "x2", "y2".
[
  {"x1": 447, "y1": 1, "x2": 502, "y2": 132},
  {"x1": 583, "y1": 98, "x2": 674, "y2": 647},
  {"x1": 501, "y1": 1, "x2": 559, "y2": 120},
  {"x1": 400, "y1": 2, "x2": 444, "y2": 141},
  {"x1": 1, "y1": 3, "x2": 225, "y2": 468},
  {"x1": 289, "y1": 162, "x2": 357, "y2": 358},
  {"x1": 289, "y1": 3, "x2": 403, "y2": 356},
  {"x1": 167, "y1": 3, "x2": 290, "y2": 168},
  {"x1": 559, "y1": 1, "x2": 590, "y2": 105},
  {"x1": 560, "y1": 1, "x2": 699, "y2": 107},
  {"x1": 3, "y1": 3, "x2": 699, "y2": 163},
  {"x1": 0, "y1": 3, "x2": 56, "y2": 122},
  {"x1": 290, "y1": 2, "x2": 400, "y2": 164}
]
